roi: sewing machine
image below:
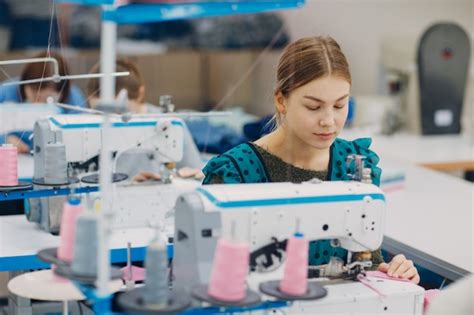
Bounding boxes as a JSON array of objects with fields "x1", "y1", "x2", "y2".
[
  {"x1": 173, "y1": 181, "x2": 425, "y2": 314},
  {"x1": 27, "y1": 114, "x2": 201, "y2": 233},
  {"x1": 0, "y1": 103, "x2": 60, "y2": 135}
]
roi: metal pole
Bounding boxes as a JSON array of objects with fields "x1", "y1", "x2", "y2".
[{"x1": 99, "y1": 6, "x2": 117, "y2": 104}]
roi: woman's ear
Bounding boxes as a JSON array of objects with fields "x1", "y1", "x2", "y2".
[{"x1": 274, "y1": 91, "x2": 286, "y2": 115}]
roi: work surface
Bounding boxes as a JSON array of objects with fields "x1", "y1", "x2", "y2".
[
  {"x1": 371, "y1": 132, "x2": 473, "y2": 278},
  {"x1": 0, "y1": 216, "x2": 155, "y2": 271},
  {"x1": 3, "y1": 134, "x2": 473, "y2": 279},
  {"x1": 341, "y1": 130, "x2": 473, "y2": 168},
  {"x1": 380, "y1": 158, "x2": 473, "y2": 279},
  {"x1": 372, "y1": 133, "x2": 474, "y2": 170},
  {"x1": 1, "y1": 160, "x2": 472, "y2": 278}
]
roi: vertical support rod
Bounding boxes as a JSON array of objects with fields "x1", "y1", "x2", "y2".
[{"x1": 99, "y1": 5, "x2": 117, "y2": 104}]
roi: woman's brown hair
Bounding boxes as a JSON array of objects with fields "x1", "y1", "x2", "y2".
[
  {"x1": 19, "y1": 50, "x2": 71, "y2": 103},
  {"x1": 87, "y1": 59, "x2": 144, "y2": 103},
  {"x1": 273, "y1": 36, "x2": 351, "y2": 125}
]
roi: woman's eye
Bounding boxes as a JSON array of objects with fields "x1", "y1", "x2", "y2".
[
  {"x1": 306, "y1": 106, "x2": 320, "y2": 111},
  {"x1": 335, "y1": 104, "x2": 346, "y2": 109}
]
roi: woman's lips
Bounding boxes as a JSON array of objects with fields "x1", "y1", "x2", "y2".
[{"x1": 313, "y1": 132, "x2": 335, "y2": 140}]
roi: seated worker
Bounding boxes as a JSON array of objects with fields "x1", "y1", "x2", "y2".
[
  {"x1": 0, "y1": 50, "x2": 86, "y2": 153},
  {"x1": 202, "y1": 36, "x2": 420, "y2": 283},
  {"x1": 0, "y1": 50, "x2": 85, "y2": 107},
  {"x1": 86, "y1": 59, "x2": 203, "y2": 181},
  {"x1": 87, "y1": 59, "x2": 160, "y2": 114}
]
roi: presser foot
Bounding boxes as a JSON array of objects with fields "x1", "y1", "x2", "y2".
[{"x1": 308, "y1": 257, "x2": 372, "y2": 280}]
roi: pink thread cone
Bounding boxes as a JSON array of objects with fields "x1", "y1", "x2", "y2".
[
  {"x1": 208, "y1": 238, "x2": 250, "y2": 302},
  {"x1": 0, "y1": 144, "x2": 18, "y2": 186},
  {"x1": 57, "y1": 199, "x2": 83, "y2": 263},
  {"x1": 280, "y1": 234, "x2": 309, "y2": 296}
]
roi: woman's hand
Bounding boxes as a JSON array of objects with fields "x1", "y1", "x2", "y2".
[
  {"x1": 378, "y1": 254, "x2": 420, "y2": 284},
  {"x1": 177, "y1": 167, "x2": 204, "y2": 179},
  {"x1": 6, "y1": 135, "x2": 30, "y2": 154},
  {"x1": 132, "y1": 172, "x2": 161, "y2": 182}
]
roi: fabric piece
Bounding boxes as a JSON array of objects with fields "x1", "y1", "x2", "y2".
[
  {"x1": 357, "y1": 274, "x2": 387, "y2": 298},
  {"x1": 365, "y1": 270, "x2": 411, "y2": 282},
  {"x1": 242, "y1": 115, "x2": 273, "y2": 141},
  {"x1": 185, "y1": 119, "x2": 246, "y2": 154}
]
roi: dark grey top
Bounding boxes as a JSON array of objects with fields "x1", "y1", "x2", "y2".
[
  {"x1": 254, "y1": 144, "x2": 328, "y2": 182},
  {"x1": 207, "y1": 143, "x2": 328, "y2": 184}
]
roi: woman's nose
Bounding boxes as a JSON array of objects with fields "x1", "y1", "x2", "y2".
[{"x1": 319, "y1": 110, "x2": 335, "y2": 127}]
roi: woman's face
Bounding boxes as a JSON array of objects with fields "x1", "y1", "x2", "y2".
[
  {"x1": 24, "y1": 85, "x2": 59, "y2": 103},
  {"x1": 279, "y1": 75, "x2": 350, "y2": 150}
]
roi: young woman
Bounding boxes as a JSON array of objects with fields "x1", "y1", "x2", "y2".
[
  {"x1": 87, "y1": 59, "x2": 160, "y2": 114},
  {"x1": 202, "y1": 36, "x2": 419, "y2": 283},
  {"x1": 87, "y1": 59, "x2": 202, "y2": 181},
  {"x1": 0, "y1": 50, "x2": 85, "y2": 107},
  {"x1": 0, "y1": 50, "x2": 86, "y2": 153}
]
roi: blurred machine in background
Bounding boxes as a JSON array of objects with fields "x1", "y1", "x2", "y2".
[
  {"x1": 381, "y1": 22, "x2": 473, "y2": 135},
  {"x1": 417, "y1": 23, "x2": 471, "y2": 135},
  {"x1": 26, "y1": 114, "x2": 201, "y2": 233}
]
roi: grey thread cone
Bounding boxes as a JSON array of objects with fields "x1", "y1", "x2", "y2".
[
  {"x1": 144, "y1": 241, "x2": 169, "y2": 307},
  {"x1": 44, "y1": 143, "x2": 68, "y2": 184},
  {"x1": 71, "y1": 213, "x2": 99, "y2": 277}
]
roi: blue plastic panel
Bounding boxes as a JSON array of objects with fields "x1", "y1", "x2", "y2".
[
  {"x1": 0, "y1": 186, "x2": 99, "y2": 201},
  {"x1": 0, "y1": 245, "x2": 151, "y2": 272},
  {"x1": 56, "y1": 0, "x2": 114, "y2": 4},
  {"x1": 102, "y1": 1, "x2": 305, "y2": 23},
  {"x1": 182, "y1": 300, "x2": 289, "y2": 314}
]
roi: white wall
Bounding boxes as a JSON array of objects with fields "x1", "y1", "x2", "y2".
[{"x1": 280, "y1": 0, "x2": 474, "y2": 95}]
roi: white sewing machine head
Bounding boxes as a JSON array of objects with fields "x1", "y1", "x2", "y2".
[
  {"x1": 0, "y1": 103, "x2": 60, "y2": 135},
  {"x1": 28, "y1": 114, "x2": 190, "y2": 232},
  {"x1": 173, "y1": 180, "x2": 386, "y2": 291},
  {"x1": 33, "y1": 114, "x2": 184, "y2": 180}
]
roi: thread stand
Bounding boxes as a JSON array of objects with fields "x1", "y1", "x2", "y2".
[
  {"x1": 81, "y1": 173, "x2": 128, "y2": 184},
  {"x1": 37, "y1": 247, "x2": 67, "y2": 267},
  {"x1": 32, "y1": 177, "x2": 80, "y2": 186},
  {"x1": 54, "y1": 264, "x2": 122, "y2": 286},
  {"x1": 37, "y1": 247, "x2": 122, "y2": 287},
  {"x1": 259, "y1": 280, "x2": 327, "y2": 301},
  {"x1": 118, "y1": 226, "x2": 192, "y2": 314},
  {"x1": 192, "y1": 285, "x2": 261, "y2": 307},
  {"x1": 118, "y1": 287, "x2": 191, "y2": 314},
  {"x1": 0, "y1": 182, "x2": 32, "y2": 192}
]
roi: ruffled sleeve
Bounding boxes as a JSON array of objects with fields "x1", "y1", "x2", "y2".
[
  {"x1": 330, "y1": 137, "x2": 382, "y2": 186},
  {"x1": 353, "y1": 138, "x2": 381, "y2": 186},
  {"x1": 202, "y1": 155, "x2": 242, "y2": 184},
  {"x1": 202, "y1": 143, "x2": 269, "y2": 184}
]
